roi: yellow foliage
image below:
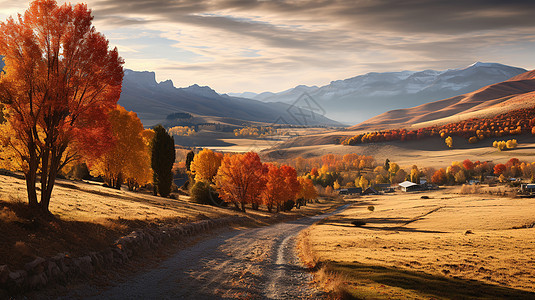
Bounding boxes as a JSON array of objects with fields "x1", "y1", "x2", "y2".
[
  {"x1": 168, "y1": 126, "x2": 195, "y2": 136},
  {"x1": 190, "y1": 148, "x2": 223, "y2": 182},
  {"x1": 90, "y1": 106, "x2": 152, "y2": 189},
  {"x1": 445, "y1": 136, "x2": 453, "y2": 148}
]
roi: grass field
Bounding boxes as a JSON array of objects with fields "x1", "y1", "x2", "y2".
[
  {"x1": 0, "y1": 172, "x2": 342, "y2": 270},
  {"x1": 301, "y1": 187, "x2": 535, "y2": 299}
]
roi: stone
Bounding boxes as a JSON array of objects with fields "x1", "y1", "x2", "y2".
[
  {"x1": 27, "y1": 272, "x2": 47, "y2": 289},
  {"x1": 25, "y1": 257, "x2": 46, "y2": 275},
  {"x1": 45, "y1": 261, "x2": 61, "y2": 279},
  {"x1": 8, "y1": 270, "x2": 27, "y2": 287},
  {"x1": 77, "y1": 256, "x2": 93, "y2": 276},
  {"x1": 0, "y1": 265, "x2": 10, "y2": 284}
]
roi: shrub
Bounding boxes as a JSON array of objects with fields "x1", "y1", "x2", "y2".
[
  {"x1": 190, "y1": 181, "x2": 213, "y2": 205},
  {"x1": 367, "y1": 205, "x2": 375, "y2": 212},
  {"x1": 351, "y1": 220, "x2": 366, "y2": 227},
  {"x1": 282, "y1": 200, "x2": 295, "y2": 211}
]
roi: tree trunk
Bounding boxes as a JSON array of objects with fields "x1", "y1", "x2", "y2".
[
  {"x1": 25, "y1": 171, "x2": 38, "y2": 209},
  {"x1": 240, "y1": 202, "x2": 246, "y2": 212}
]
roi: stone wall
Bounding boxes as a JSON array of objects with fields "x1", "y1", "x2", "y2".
[{"x1": 0, "y1": 215, "x2": 247, "y2": 295}]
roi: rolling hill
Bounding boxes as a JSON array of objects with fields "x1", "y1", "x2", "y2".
[
  {"x1": 232, "y1": 62, "x2": 526, "y2": 124},
  {"x1": 351, "y1": 69, "x2": 535, "y2": 131}
]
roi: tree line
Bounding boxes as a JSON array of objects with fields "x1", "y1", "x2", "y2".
[{"x1": 188, "y1": 149, "x2": 317, "y2": 212}]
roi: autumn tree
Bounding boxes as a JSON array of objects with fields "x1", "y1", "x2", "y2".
[
  {"x1": 297, "y1": 177, "x2": 317, "y2": 206},
  {"x1": 215, "y1": 152, "x2": 266, "y2": 212},
  {"x1": 190, "y1": 148, "x2": 223, "y2": 183},
  {"x1": 445, "y1": 136, "x2": 453, "y2": 148},
  {"x1": 0, "y1": 0, "x2": 123, "y2": 213},
  {"x1": 278, "y1": 165, "x2": 301, "y2": 211},
  {"x1": 90, "y1": 106, "x2": 152, "y2": 190},
  {"x1": 262, "y1": 163, "x2": 285, "y2": 212},
  {"x1": 151, "y1": 125, "x2": 175, "y2": 197},
  {"x1": 431, "y1": 168, "x2": 447, "y2": 185}
]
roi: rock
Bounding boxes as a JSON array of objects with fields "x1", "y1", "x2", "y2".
[
  {"x1": 27, "y1": 272, "x2": 47, "y2": 289},
  {"x1": 8, "y1": 270, "x2": 27, "y2": 287},
  {"x1": 77, "y1": 256, "x2": 93, "y2": 276},
  {"x1": 465, "y1": 230, "x2": 474, "y2": 235},
  {"x1": 101, "y1": 249, "x2": 114, "y2": 265},
  {"x1": 25, "y1": 257, "x2": 46, "y2": 275},
  {"x1": 45, "y1": 261, "x2": 61, "y2": 279},
  {"x1": 51, "y1": 253, "x2": 69, "y2": 274},
  {"x1": 0, "y1": 265, "x2": 10, "y2": 284}
]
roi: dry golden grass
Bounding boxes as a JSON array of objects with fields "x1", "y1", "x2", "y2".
[
  {"x1": 0, "y1": 172, "x2": 341, "y2": 270},
  {"x1": 303, "y1": 186, "x2": 535, "y2": 299}
]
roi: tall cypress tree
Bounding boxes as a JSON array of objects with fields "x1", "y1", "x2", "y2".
[{"x1": 151, "y1": 125, "x2": 176, "y2": 197}]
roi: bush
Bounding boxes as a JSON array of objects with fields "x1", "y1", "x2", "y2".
[
  {"x1": 190, "y1": 181, "x2": 212, "y2": 205},
  {"x1": 351, "y1": 220, "x2": 366, "y2": 227},
  {"x1": 367, "y1": 205, "x2": 375, "y2": 211},
  {"x1": 190, "y1": 181, "x2": 225, "y2": 206},
  {"x1": 281, "y1": 200, "x2": 295, "y2": 211}
]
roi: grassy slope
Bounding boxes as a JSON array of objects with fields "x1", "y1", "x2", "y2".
[
  {"x1": 0, "y1": 173, "x2": 341, "y2": 270},
  {"x1": 301, "y1": 187, "x2": 535, "y2": 299}
]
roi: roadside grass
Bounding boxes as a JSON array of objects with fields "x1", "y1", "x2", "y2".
[
  {"x1": 327, "y1": 261, "x2": 535, "y2": 300},
  {"x1": 300, "y1": 189, "x2": 535, "y2": 299}
]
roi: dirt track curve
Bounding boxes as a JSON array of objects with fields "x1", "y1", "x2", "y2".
[{"x1": 62, "y1": 204, "x2": 350, "y2": 299}]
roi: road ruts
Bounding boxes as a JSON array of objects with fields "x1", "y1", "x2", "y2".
[{"x1": 62, "y1": 204, "x2": 351, "y2": 300}]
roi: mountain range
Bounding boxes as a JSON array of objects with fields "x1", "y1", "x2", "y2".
[
  {"x1": 351, "y1": 68, "x2": 535, "y2": 130},
  {"x1": 230, "y1": 62, "x2": 527, "y2": 124},
  {"x1": 118, "y1": 70, "x2": 342, "y2": 127}
]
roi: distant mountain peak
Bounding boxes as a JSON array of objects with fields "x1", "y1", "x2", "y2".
[
  {"x1": 464, "y1": 61, "x2": 503, "y2": 69},
  {"x1": 180, "y1": 84, "x2": 220, "y2": 99},
  {"x1": 159, "y1": 79, "x2": 174, "y2": 89}
]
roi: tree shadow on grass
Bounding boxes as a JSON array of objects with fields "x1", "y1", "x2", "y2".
[{"x1": 331, "y1": 262, "x2": 535, "y2": 299}]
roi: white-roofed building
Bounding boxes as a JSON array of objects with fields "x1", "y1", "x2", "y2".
[{"x1": 399, "y1": 181, "x2": 421, "y2": 192}]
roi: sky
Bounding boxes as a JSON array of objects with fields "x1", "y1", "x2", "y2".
[{"x1": 1, "y1": 0, "x2": 534, "y2": 94}]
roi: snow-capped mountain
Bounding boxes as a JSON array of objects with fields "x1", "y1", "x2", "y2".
[{"x1": 238, "y1": 62, "x2": 526, "y2": 124}]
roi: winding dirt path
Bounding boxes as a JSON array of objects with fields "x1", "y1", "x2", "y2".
[{"x1": 64, "y1": 204, "x2": 350, "y2": 299}]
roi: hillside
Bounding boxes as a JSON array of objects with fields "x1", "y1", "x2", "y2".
[
  {"x1": 235, "y1": 62, "x2": 526, "y2": 124},
  {"x1": 119, "y1": 70, "x2": 342, "y2": 127},
  {"x1": 352, "y1": 68, "x2": 535, "y2": 131}
]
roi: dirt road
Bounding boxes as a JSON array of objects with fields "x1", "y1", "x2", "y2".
[{"x1": 63, "y1": 204, "x2": 350, "y2": 299}]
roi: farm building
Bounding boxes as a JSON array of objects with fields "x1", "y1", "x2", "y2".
[
  {"x1": 520, "y1": 184, "x2": 535, "y2": 194},
  {"x1": 337, "y1": 187, "x2": 362, "y2": 195},
  {"x1": 399, "y1": 181, "x2": 421, "y2": 192},
  {"x1": 362, "y1": 187, "x2": 379, "y2": 195}
]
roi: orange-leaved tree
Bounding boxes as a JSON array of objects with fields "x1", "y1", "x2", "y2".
[
  {"x1": 262, "y1": 163, "x2": 285, "y2": 212},
  {"x1": 190, "y1": 148, "x2": 223, "y2": 183},
  {"x1": 0, "y1": 0, "x2": 123, "y2": 213},
  {"x1": 215, "y1": 152, "x2": 266, "y2": 212},
  {"x1": 278, "y1": 165, "x2": 300, "y2": 211},
  {"x1": 90, "y1": 106, "x2": 152, "y2": 190},
  {"x1": 297, "y1": 176, "x2": 317, "y2": 206}
]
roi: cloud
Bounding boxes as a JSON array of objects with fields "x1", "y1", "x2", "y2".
[{"x1": 3, "y1": 0, "x2": 533, "y2": 92}]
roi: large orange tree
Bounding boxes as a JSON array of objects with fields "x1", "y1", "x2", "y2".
[
  {"x1": 0, "y1": 0, "x2": 123, "y2": 213},
  {"x1": 90, "y1": 106, "x2": 152, "y2": 190},
  {"x1": 215, "y1": 152, "x2": 266, "y2": 212}
]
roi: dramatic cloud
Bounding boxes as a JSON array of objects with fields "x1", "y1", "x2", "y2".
[{"x1": 1, "y1": 0, "x2": 534, "y2": 92}]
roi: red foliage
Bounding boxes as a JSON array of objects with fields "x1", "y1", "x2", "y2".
[
  {"x1": 341, "y1": 107, "x2": 535, "y2": 146},
  {"x1": 494, "y1": 164, "x2": 507, "y2": 175},
  {"x1": 463, "y1": 159, "x2": 474, "y2": 170}
]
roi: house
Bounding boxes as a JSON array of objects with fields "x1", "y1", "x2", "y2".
[
  {"x1": 399, "y1": 181, "x2": 421, "y2": 192},
  {"x1": 373, "y1": 183, "x2": 391, "y2": 191},
  {"x1": 347, "y1": 187, "x2": 363, "y2": 195},
  {"x1": 520, "y1": 184, "x2": 535, "y2": 194},
  {"x1": 362, "y1": 186, "x2": 379, "y2": 195},
  {"x1": 336, "y1": 187, "x2": 362, "y2": 195}
]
